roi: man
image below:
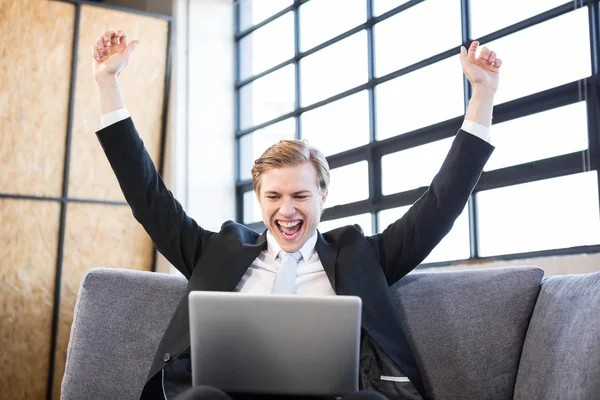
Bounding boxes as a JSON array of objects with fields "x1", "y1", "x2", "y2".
[{"x1": 91, "y1": 30, "x2": 501, "y2": 400}]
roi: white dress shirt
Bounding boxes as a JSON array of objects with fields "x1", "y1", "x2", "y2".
[
  {"x1": 99, "y1": 109, "x2": 491, "y2": 295},
  {"x1": 236, "y1": 231, "x2": 336, "y2": 295}
]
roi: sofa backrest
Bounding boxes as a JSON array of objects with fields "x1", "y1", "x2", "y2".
[
  {"x1": 61, "y1": 268, "x2": 187, "y2": 400},
  {"x1": 391, "y1": 266, "x2": 544, "y2": 400},
  {"x1": 513, "y1": 271, "x2": 600, "y2": 400}
]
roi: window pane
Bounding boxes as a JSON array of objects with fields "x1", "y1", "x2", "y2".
[
  {"x1": 485, "y1": 102, "x2": 589, "y2": 171},
  {"x1": 301, "y1": 32, "x2": 368, "y2": 106},
  {"x1": 378, "y1": 205, "x2": 470, "y2": 263},
  {"x1": 319, "y1": 213, "x2": 373, "y2": 236},
  {"x1": 326, "y1": 161, "x2": 369, "y2": 208},
  {"x1": 382, "y1": 137, "x2": 453, "y2": 195},
  {"x1": 484, "y1": 9, "x2": 591, "y2": 105},
  {"x1": 375, "y1": 0, "x2": 461, "y2": 77},
  {"x1": 240, "y1": 65, "x2": 295, "y2": 130},
  {"x1": 470, "y1": 0, "x2": 568, "y2": 38},
  {"x1": 374, "y1": 0, "x2": 411, "y2": 17},
  {"x1": 239, "y1": 0, "x2": 293, "y2": 32},
  {"x1": 243, "y1": 190, "x2": 262, "y2": 224},
  {"x1": 478, "y1": 172, "x2": 600, "y2": 257},
  {"x1": 376, "y1": 55, "x2": 464, "y2": 140},
  {"x1": 301, "y1": 91, "x2": 370, "y2": 157},
  {"x1": 239, "y1": 13, "x2": 294, "y2": 81},
  {"x1": 239, "y1": 119, "x2": 296, "y2": 181},
  {"x1": 300, "y1": 0, "x2": 366, "y2": 51}
]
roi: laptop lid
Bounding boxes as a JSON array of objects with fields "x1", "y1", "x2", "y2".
[{"x1": 188, "y1": 292, "x2": 362, "y2": 396}]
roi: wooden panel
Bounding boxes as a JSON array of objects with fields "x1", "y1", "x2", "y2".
[
  {"x1": 0, "y1": 0, "x2": 75, "y2": 196},
  {"x1": 68, "y1": 5, "x2": 168, "y2": 201},
  {"x1": 0, "y1": 199, "x2": 61, "y2": 399},
  {"x1": 52, "y1": 203, "x2": 154, "y2": 400}
]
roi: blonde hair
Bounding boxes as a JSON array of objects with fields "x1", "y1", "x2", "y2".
[{"x1": 251, "y1": 140, "x2": 330, "y2": 195}]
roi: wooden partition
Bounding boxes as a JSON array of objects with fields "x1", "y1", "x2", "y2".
[
  {"x1": 0, "y1": 199, "x2": 62, "y2": 399},
  {"x1": 0, "y1": 0, "x2": 75, "y2": 197},
  {"x1": 0, "y1": 1, "x2": 172, "y2": 399},
  {"x1": 68, "y1": 4, "x2": 168, "y2": 201}
]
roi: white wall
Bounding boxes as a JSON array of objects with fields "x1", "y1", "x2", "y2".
[
  {"x1": 186, "y1": 0, "x2": 236, "y2": 228},
  {"x1": 156, "y1": 0, "x2": 235, "y2": 274}
]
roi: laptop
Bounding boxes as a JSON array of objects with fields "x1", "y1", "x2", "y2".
[{"x1": 188, "y1": 292, "x2": 362, "y2": 396}]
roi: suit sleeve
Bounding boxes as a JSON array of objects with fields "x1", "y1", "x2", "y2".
[
  {"x1": 366, "y1": 129, "x2": 494, "y2": 286},
  {"x1": 96, "y1": 117, "x2": 214, "y2": 279}
]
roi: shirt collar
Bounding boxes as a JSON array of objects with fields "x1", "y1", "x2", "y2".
[{"x1": 266, "y1": 230, "x2": 317, "y2": 261}]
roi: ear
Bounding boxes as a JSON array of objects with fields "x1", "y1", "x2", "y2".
[
  {"x1": 319, "y1": 190, "x2": 328, "y2": 218},
  {"x1": 320, "y1": 189, "x2": 328, "y2": 206}
]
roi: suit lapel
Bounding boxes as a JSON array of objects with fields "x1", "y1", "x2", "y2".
[
  {"x1": 315, "y1": 231, "x2": 339, "y2": 292},
  {"x1": 225, "y1": 230, "x2": 268, "y2": 291}
]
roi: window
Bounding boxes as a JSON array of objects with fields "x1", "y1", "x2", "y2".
[
  {"x1": 319, "y1": 213, "x2": 373, "y2": 236},
  {"x1": 381, "y1": 137, "x2": 453, "y2": 195},
  {"x1": 326, "y1": 161, "x2": 369, "y2": 208},
  {"x1": 301, "y1": 91, "x2": 370, "y2": 156},
  {"x1": 300, "y1": 0, "x2": 366, "y2": 51},
  {"x1": 243, "y1": 190, "x2": 262, "y2": 224},
  {"x1": 478, "y1": 172, "x2": 600, "y2": 256},
  {"x1": 376, "y1": 56, "x2": 464, "y2": 140},
  {"x1": 236, "y1": 1, "x2": 600, "y2": 265},
  {"x1": 239, "y1": 13, "x2": 294, "y2": 80},
  {"x1": 375, "y1": 0, "x2": 461, "y2": 77},
  {"x1": 238, "y1": 0, "x2": 293, "y2": 32},
  {"x1": 301, "y1": 32, "x2": 368, "y2": 106},
  {"x1": 485, "y1": 102, "x2": 588, "y2": 171},
  {"x1": 239, "y1": 118, "x2": 296, "y2": 180},
  {"x1": 378, "y1": 205, "x2": 471, "y2": 264},
  {"x1": 239, "y1": 64, "x2": 295, "y2": 130},
  {"x1": 373, "y1": 0, "x2": 411, "y2": 17},
  {"x1": 482, "y1": 8, "x2": 591, "y2": 105},
  {"x1": 469, "y1": 0, "x2": 568, "y2": 38}
]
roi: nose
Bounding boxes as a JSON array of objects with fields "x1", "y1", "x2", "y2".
[{"x1": 279, "y1": 197, "x2": 295, "y2": 217}]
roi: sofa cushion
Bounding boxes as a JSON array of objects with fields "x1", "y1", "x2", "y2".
[
  {"x1": 513, "y1": 271, "x2": 600, "y2": 400},
  {"x1": 391, "y1": 266, "x2": 544, "y2": 400},
  {"x1": 61, "y1": 268, "x2": 187, "y2": 400}
]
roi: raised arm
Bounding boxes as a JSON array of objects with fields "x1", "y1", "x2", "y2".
[
  {"x1": 92, "y1": 30, "x2": 213, "y2": 278},
  {"x1": 367, "y1": 41, "x2": 501, "y2": 285}
]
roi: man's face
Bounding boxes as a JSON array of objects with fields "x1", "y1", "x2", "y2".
[{"x1": 257, "y1": 162, "x2": 327, "y2": 253}]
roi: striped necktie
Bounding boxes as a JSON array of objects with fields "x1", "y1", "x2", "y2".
[{"x1": 271, "y1": 251, "x2": 302, "y2": 294}]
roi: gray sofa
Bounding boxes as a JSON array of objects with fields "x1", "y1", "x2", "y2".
[{"x1": 60, "y1": 266, "x2": 600, "y2": 400}]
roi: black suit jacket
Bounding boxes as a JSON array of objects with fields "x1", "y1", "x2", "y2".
[{"x1": 96, "y1": 118, "x2": 494, "y2": 399}]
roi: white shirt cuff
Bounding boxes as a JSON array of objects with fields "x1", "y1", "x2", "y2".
[
  {"x1": 100, "y1": 108, "x2": 130, "y2": 129},
  {"x1": 461, "y1": 119, "x2": 491, "y2": 144}
]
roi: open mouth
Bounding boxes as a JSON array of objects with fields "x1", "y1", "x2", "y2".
[{"x1": 276, "y1": 219, "x2": 304, "y2": 240}]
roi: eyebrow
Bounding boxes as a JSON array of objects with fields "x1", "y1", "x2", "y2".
[{"x1": 264, "y1": 190, "x2": 312, "y2": 196}]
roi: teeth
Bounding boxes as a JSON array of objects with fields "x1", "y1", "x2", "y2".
[{"x1": 278, "y1": 220, "x2": 301, "y2": 228}]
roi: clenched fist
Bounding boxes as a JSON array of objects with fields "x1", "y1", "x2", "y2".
[{"x1": 92, "y1": 30, "x2": 139, "y2": 81}]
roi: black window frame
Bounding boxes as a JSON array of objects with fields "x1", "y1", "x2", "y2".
[{"x1": 234, "y1": 0, "x2": 600, "y2": 266}]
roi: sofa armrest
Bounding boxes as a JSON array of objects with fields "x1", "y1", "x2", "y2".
[
  {"x1": 61, "y1": 268, "x2": 187, "y2": 400},
  {"x1": 514, "y1": 271, "x2": 600, "y2": 400}
]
